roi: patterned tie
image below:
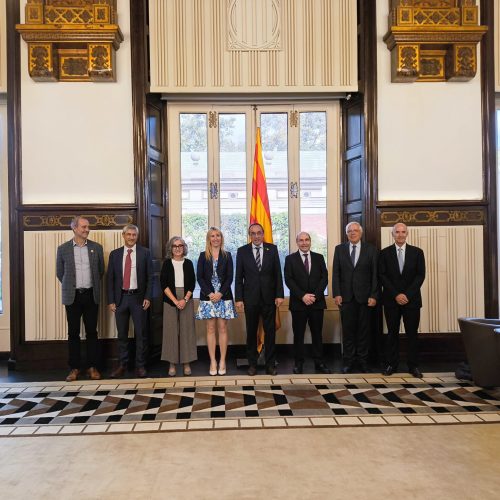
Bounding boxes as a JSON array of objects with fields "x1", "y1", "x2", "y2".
[
  {"x1": 123, "y1": 248, "x2": 132, "y2": 289},
  {"x1": 255, "y1": 246, "x2": 262, "y2": 271},
  {"x1": 350, "y1": 245, "x2": 356, "y2": 266},
  {"x1": 304, "y1": 253, "x2": 309, "y2": 273},
  {"x1": 398, "y1": 247, "x2": 404, "y2": 274}
]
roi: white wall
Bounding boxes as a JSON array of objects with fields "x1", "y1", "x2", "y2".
[
  {"x1": 0, "y1": 0, "x2": 6, "y2": 93},
  {"x1": 20, "y1": 0, "x2": 135, "y2": 204},
  {"x1": 377, "y1": 2, "x2": 483, "y2": 201},
  {"x1": 0, "y1": 99, "x2": 9, "y2": 350}
]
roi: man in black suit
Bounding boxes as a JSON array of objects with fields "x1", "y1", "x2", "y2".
[
  {"x1": 332, "y1": 222, "x2": 378, "y2": 373},
  {"x1": 284, "y1": 232, "x2": 330, "y2": 374},
  {"x1": 107, "y1": 224, "x2": 153, "y2": 378},
  {"x1": 379, "y1": 223, "x2": 426, "y2": 378},
  {"x1": 235, "y1": 223, "x2": 284, "y2": 376}
]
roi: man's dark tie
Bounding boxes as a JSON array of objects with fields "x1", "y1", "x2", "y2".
[
  {"x1": 350, "y1": 245, "x2": 356, "y2": 266},
  {"x1": 304, "y1": 253, "x2": 309, "y2": 273},
  {"x1": 255, "y1": 246, "x2": 262, "y2": 271},
  {"x1": 123, "y1": 248, "x2": 132, "y2": 289}
]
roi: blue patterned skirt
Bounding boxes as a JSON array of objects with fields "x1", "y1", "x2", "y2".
[{"x1": 195, "y1": 299, "x2": 237, "y2": 320}]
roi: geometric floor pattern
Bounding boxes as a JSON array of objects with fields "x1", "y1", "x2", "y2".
[{"x1": 1, "y1": 373, "x2": 499, "y2": 437}]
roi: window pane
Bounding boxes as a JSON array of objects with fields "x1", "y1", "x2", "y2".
[
  {"x1": 300, "y1": 112, "x2": 327, "y2": 292},
  {"x1": 219, "y1": 114, "x2": 247, "y2": 274},
  {"x1": 180, "y1": 113, "x2": 208, "y2": 297},
  {"x1": 260, "y1": 113, "x2": 289, "y2": 281}
]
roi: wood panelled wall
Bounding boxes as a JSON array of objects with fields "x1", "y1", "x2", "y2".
[{"x1": 149, "y1": 0, "x2": 357, "y2": 93}]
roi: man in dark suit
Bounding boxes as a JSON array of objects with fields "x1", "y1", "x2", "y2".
[
  {"x1": 379, "y1": 223, "x2": 426, "y2": 378},
  {"x1": 284, "y1": 232, "x2": 330, "y2": 374},
  {"x1": 56, "y1": 216, "x2": 104, "y2": 382},
  {"x1": 235, "y1": 223, "x2": 284, "y2": 376},
  {"x1": 332, "y1": 221, "x2": 378, "y2": 373},
  {"x1": 107, "y1": 224, "x2": 153, "y2": 378}
]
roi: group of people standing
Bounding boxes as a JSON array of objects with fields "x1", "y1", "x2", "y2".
[{"x1": 56, "y1": 217, "x2": 425, "y2": 382}]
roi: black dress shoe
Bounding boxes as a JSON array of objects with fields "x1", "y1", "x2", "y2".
[
  {"x1": 358, "y1": 363, "x2": 368, "y2": 374},
  {"x1": 342, "y1": 365, "x2": 352, "y2": 374},
  {"x1": 409, "y1": 367, "x2": 423, "y2": 378},
  {"x1": 315, "y1": 363, "x2": 331, "y2": 374},
  {"x1": 136, "y1": 367, "x2": 147, "y2": 378},
  {"x1": 383, "y1": 365, "x2": 395, "y2": 376},
  {"x1": 247, "y1": 365, "x2": 257, "y2": 376},
  {"x1": 293, "y1": 363, "x2": 303, "y2": 374},
  {"x1": 266, "y1": 365, "x2": 277, "y2": 376}
]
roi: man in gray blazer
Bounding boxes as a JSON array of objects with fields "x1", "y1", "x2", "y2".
[
  {"x1": 56, "y1": 216, "x2": 104, "y2": 382},
  {"x1": 107, "y1": 224, "x2": 153, "y2": 378}
]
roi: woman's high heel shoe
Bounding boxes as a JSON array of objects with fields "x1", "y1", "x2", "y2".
[
  {"x1": 168, "y1": 364, "x2": 176, "y2": 377},
  {"x1": 218, "y1": 363, "x2": 226, "y2": 376},
  {"x1": 183, "y1": 364, "x2": 192, "y2": 376},
  {"x1": 209, "y1": 363, "x2": 217, "y2": 376}
]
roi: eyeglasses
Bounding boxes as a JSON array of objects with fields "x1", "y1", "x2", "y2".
[{"x1": 172, "y1": 244, "x2": 184, "y2": 249}]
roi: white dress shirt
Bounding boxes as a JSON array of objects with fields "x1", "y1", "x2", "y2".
[
  {"x1": 122, "y1": 244, "x2": 138, "y2": 289},
  {"x1": 301, "y1": 252, "x2": 311, "y2": 273},
  {"x1": 349, "y1": 242, "x2": 361, "y2": 267}
]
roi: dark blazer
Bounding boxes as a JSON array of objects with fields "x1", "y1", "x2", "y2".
[
  {"x1": 197, "y1": 251, "x2": 234, "y2": 301},
  {"x1": 284, "y1": 251, "x2": 328, "y2": 311},
  {"x1": 378, "y1": 244, "x2": 425, "y2": 309},
  {"x1": 56, "y1": 239, "x2": 104, "y2": 305},
  {"x1": 107, "y1": 245, "x2": 153, "y2": 306},
  {"x1": 160, "y1": 258, "x2": 196, "y2": 306},
  {"x1": 235, "y1": 243, "x2": 284, "y2": 305},
  {"x1": 332, "y1": 242, "x2": 378, "y2": 303}
]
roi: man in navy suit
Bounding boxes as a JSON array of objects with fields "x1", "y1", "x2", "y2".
[
  {"x1": 332, "y1": 222, "x2": 378, "y2": 373},
  {"x1": 379, "y1": 223, "x2": 426, "y2": 378},
  {"x1": 107, "y1": 224, "x2": 153, "y2": 378},
  {"x1": 235, "y1": 223, "x2": 284, "y2": 376},
  {"x1": 284, "y1": 232, "x2": 330, "y2": 374}
]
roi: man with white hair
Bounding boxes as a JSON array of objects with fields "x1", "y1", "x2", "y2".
[
  {"x1": 379, "y1": 222, "x2": 426, "y2": 378},
  {"x1": 332, "y1": 221, "x2": 378, "y2": 373}
]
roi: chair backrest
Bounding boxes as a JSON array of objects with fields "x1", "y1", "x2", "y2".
[{"x1": 458, "y1": 318, "x2": 500, "y2": 387}]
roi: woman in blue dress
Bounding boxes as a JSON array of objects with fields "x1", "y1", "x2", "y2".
[{"x1": 196, "y1": 227, "x2": 237, "y2": 375}]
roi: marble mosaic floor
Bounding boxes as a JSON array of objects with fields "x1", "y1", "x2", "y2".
[{"x1": 1, "y1": 372, "x2": 499, "y2": 437}]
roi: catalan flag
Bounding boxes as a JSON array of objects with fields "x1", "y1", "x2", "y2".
[
  {"x1": 250, "y1": 127, "x2": 273, "y2": 244},
  {"x1": 250, "y1": 127, "x2": 281, "y2": 352}
]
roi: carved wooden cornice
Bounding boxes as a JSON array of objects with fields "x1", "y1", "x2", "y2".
[
  {"x1": 23, "y1": 213, "x2": 133, "y2": 229},
  {"x1": 380, "y1": 208, "x2": 485, "y2": 225},
  {"x1": 16, "y1": 0, "x2": 123, "y2": 82},
  {"x1": 383, "y1": 0, "x2": 487, "y2": 82}
]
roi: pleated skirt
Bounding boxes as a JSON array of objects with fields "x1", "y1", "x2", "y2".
[{"x1": 161, "y1": 287, "x2": 198, "y2": 364}]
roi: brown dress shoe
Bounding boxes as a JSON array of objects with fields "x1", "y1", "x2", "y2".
[
  {"x1": 136, "y1": 367, "x2": 147, "y2": 378},
  {"x1": 110, "y1": 365, "x2": 127, "y2": 378},
  {"x1": 65, "y1": 369, "x2": 80, "y2": 382},
  {"x1": 87, "y1": 367, "x2": 101, "y2": 380}
]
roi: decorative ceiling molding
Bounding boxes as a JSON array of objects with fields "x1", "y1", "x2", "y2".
[
  {"x1": 383, "y1": 0, "x2": 487, "y2": 82},
  {"x1": 16, "y1": 0, "x2": 123, "y2": 82}
]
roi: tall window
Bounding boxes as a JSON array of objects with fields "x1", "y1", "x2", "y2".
[{"x1": 168, "y1": 103, "x2": 340, "y2": 297}]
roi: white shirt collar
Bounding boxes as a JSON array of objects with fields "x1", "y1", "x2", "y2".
[{"x1": 395, "y1": 243, "x2": 407, "y2": 251}]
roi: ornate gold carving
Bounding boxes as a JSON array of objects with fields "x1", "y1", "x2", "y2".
[
  {"x1": 289, "y1": 111, "x2": 299, "y2": 127},
  {"x1": 208, "y1": 111, "x2": 218, "y2": 128},
  {"x1": 17, "y1": 0, "x2": 123, "y2": 82},
  {"x1": 384, "y1": 0, "x2": 486, "y2": 83},
  {"x1": 23, "y1": 214, "x2": 133, "y2": 229},
  {"x1": 380, "y1": 209, "x2": 484, "y2": 225}
]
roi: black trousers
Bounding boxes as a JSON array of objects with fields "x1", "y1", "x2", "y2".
[
  {"x1": 245, "y1": 302, "x2": 276, "y2": 368},
  {"x1": 115, "y1": 294, "x2": 147, "y2": 368},
  {"x1": 384, "y1": 306, "x2": 421, "y2": 369},
  {"x1": 65, "y1": 289, "x2": 99, "y2": 369},
  {"x1": 291, "y1": 308, "x2": 325, "y2": 365},
  {"x1": 339, "y1": 300, "x2": 370, "y2": 366}
]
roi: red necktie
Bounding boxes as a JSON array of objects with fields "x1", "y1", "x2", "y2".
[{"x1": 123, "y1": 249, "x2": 132, "y2": 289}]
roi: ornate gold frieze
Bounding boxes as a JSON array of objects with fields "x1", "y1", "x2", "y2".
[
  {"x1": 380, "y1": 209, "x2": 485, "y2": 225},
  {"x1": 16, "y1": 0, "x2": 123, "y2": 82},
  {"x1": 23, "y1": 213, "x2": 133, "y2": 229},
  {"x1": 384, "y1": 0, "x2": 487, "y2": 82}
]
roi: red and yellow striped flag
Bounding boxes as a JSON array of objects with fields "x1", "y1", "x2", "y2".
[
  {"x1": 250, "y1": 127, "x2": 273, "y2": 244},
  {"x1": 250, "y1": 127, "x2": 281, "y2": 352}
]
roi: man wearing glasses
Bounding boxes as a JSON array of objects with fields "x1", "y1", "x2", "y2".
[{"x1": 235, "y1": 223, "x2": 284, "y2": 376}]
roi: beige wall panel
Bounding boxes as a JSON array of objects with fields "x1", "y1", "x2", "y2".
[
  {"x1": 0, "y1": 0, "x2": 6, "y2": 93},
  {"x1": 24, "y1": 230, "x2": 123, "y2": 342},
  {"x1": 20, "y1": 0, "x2": 135, "y2": 204},
  {"x1": 381, "y1": 226, "x2": 484, "y2": 334},
  {"x1": 149, "y1": 0, "x2": 357, "y2": 93},
  {"x1": 0, "y1": 100, "x2": 9, "y2": 350},
  {"x1": 377, "y1": 2, "x2": 483, "y2": 201}
]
